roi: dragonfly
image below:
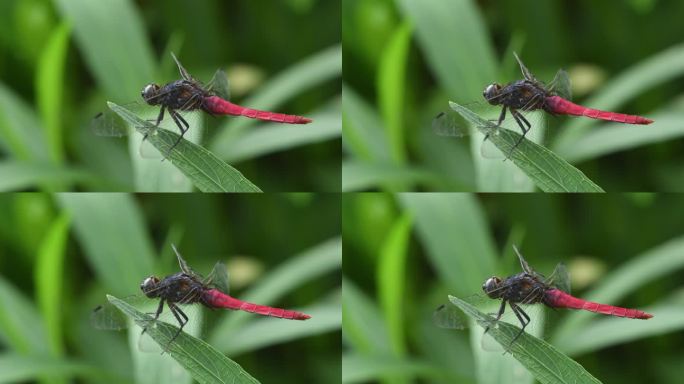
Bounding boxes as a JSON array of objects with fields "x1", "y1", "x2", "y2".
[
  {"x1": 91, "y1": 53, "x2": 312, "y2": 154},
  {"x1": 434, "y1": 246, "x2": 652, "y2": 349},
  {"x1": 433, "y1": 53, "x2": 653, "y2": 156},
  {"x1": 92, "y1": 245, "x2": 311, "y2": 348}
]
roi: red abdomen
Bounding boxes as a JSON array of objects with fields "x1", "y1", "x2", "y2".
[
  {"x1": 545, "y1": 95, "x2": 653, "y2": 125},
  {"x1": 543, "y1": 288, "x2": 652, "y2": 319},
  {"x1": 203, "y1": 96, "x2": 312, "y2": 124},
  {"x1": 201, "y1": 289, "x2": 311, "y2": 320}
]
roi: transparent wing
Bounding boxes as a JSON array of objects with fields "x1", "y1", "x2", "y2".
[
  {"x1": 433, "y1": 302, "x2": 468, "y2": 330},
  {"x1": 171, "y1": 52, "x2": 195, "y2": 82},
  {"x1": 548, "y1": 68, "x2": 572, "y2": 100},
  {"x1": 513, "y1": 52, "x2": 538, "y2": 83},
  {"x1": 206, "y1": 69, "x2": 231, "y2": 101},
  {"x1": 204, "y1": 261, "x2": 230, "y2": 295},
  {"x1": 512, "y1": 245, "x2": 535, "y2": 275},
  {"x1": 91, "y1": 303, "x2": 128, "y2": 330},
  {"x1": 171, "y1": 244, "x2": 200, "y2": 277},
  {"x1": 546, "y1": 262, "x2": 571, "y2": 294},
  {"x1": 90, "y1": 102, "x2": 156, "y2": 137}
]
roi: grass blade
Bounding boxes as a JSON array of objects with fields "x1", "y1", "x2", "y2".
[
  {"x1": 106, "y1": 295, "x2": 260, "y2": 384},
  {"x1": 35, "y1": 213, "x2": 71, "y2": 356},
  {"x1": 377, "y1": 22, "x2": 412, "y2": 164},
  {"x1": 398, "y1": 193, "x2": 497, "y2": 296},
  {"x1": 377, "y1": 214, "x2": 413, "y2": 355},
  {"x1": 0, "y1": 354, "x2": 96, "y2": 383},
  {"x1": 57, "y1": 193, "x2": 155, "y2": 295},
  {"x1": 447, "y1": 296, "x2": 601, "y2": 384},
  {"x1": 36, "y1": 21, "x2": 71, "y2": 165},
  {"x1": 107, "y1": 102, "x2": 261, "y2": 192},
  {"x1": 0, "y1": 162, "x2": 104, "y2": 191},
  {"x1": 449, "y1": 102, "x2": 604, "y2": 192},
  {"x1": 0, "y1": 277, "x2": 48, "y2": 354}
]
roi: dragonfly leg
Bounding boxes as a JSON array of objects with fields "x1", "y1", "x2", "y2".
[
  {"x1": 508, "y1": 302, "x2": 531, "y2": 348},
  {"x1": 165, "y1": 109, "x2": 188, "y2": 157},
  {"x1": 484, "y1": 106, "x2": 507, "y2": 142},
  {"x1": 497, "y1": 105, "x2": 508, "y2": 125},
  {"x1": 141, "y1": 298, "x2": 166, "y2": 337},
  {"x1": 504, "y1": 109, "x2": 530, "y2": 159},
  {"x1": 485, "y1": 299, "x2": 507, "y2": 335},
  {"x1": 142, "y1": 106, "x2": 167, "y2": 142},
  {"x1": 165, "y1": 302, "x2": 189, "y2": 349}
]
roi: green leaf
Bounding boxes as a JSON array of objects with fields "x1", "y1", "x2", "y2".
[
  {"x1": 398, "y1": 193, "x2": 497, "y2": 296},
  {"x1": 0, "y1": 277, "x2": 49, "y2": 354},
  {"x1": 0, "y1": 354, "x2": 97, "y2": 383},
  {"x1": 0, "y1": 162, "x2": 105, "y2": 191},
  {"x1": 342, "y1": 278, "x2": 390, "y2": 354},
  {"x1": 342, "y1": 85, "x2": 391, "y2": 162},
  {"x1": 448, "y1": 102, "x2": 604, "y2": 192},
  {"x1": 377, "y1": 214, "x2": 413, "y2": 355},
  {"x1": 342, "y1": 353, "x2": 444, "y2": 384},
  {"x1": 342, "y1": 160, "x2": 450, "y2": 192},
  {"x1": 57, "y1": 193, "x2": 156, "y2": 295},
  {"x1": 106, "y1": 295, "x2": 260, "y2": 384},
  {"x1": 107, "y1": 102, "x2": 262, "y2": 192},
  {"x1": 55, "y1": 0, "x2": 188, "y2": 191},
  {"x1": 447, "y1": 295, "x2": 601, "y2": 384},
  {"x1": 36, "y1": 22, "x2": 71, "y2": 165},
  {"x1": 35, "y1": 213, "x2": 71, "y2": 356},
  {"x1": 377, "y1": 22, "x2": 413, "y2": 164},
  {"x1": 0, "y1": 83, "x2": 49, "y2": 162}
]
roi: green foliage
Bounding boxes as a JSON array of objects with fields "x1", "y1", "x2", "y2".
[
  {"x1": 343, "y1": 193, "x2": 684, "y2": 383},
  {"x1": 0, "y1": 194, "x2": 340, "y2": 383},
  {"x1": 343, "y1": 0, "x2": 684, "y2": 191},
  {"x1": 0, "y1": 0, "x2": 340, "y2": 191}
]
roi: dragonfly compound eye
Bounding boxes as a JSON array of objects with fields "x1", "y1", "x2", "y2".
[
  {"x1": 140, "y1": 276, "x2": 161, "y2": 297},
  {"x1": 141, "y1": 84, "x2": 161, "y2": 105},
  {"x1": 482, "y1": 276, "x2": 503, "y2": 298},
  {"x1": 483, "y1": 83, "x2": 502, "y2": 105}
]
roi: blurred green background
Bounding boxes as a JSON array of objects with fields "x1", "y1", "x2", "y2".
[
  {"x1": 343, "y1": 0, "x2": 684, "y2": 191},
  {"x1": 0, "y1": 0, "x2": 341, "y2": 192},
  {"x1": 343, "y1": 193, "x2": 684, "y2": 383},
  {"x1": 0, "y1": 193, "x2": 341, "y2": 383}
]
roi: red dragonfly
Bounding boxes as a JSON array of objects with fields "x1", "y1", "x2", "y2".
[
  {"x1": 92, "y1": 245, "x2": 310, "y2": 346},
  {"x1": 434, "y1": 53, "x2": 653, "y2": 153},
  {"x1": 434, "y1": 246, "x2": 652, "y2": 348},
  {"x1": 92, "y1": 53, "x2": 312, "y2": 152}
]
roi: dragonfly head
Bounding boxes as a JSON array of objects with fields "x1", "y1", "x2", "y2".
[
  {"x1": 483, "y1": 83, "x2": 502, "y2": 105},
  {"x1": 141, "y1": 84, "x2": 161, "y2": 105},
  {"x1": 482, "y1": 276, "x2": 503, "y2": 299},
  {"x1": 140, "y1": 276, "x2": 161, "y2": 298}
]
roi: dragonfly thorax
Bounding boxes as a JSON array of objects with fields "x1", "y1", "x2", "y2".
[
  {"x1": 483, "y1": 83, "x2": 503, "y2": 105},
  {"x1": 482, "y1": 276, "x2": 504, "y2": 299},
  {"x1": 141, "y1": 84, "x2": 161, "y2": 105},
  {"x1": 140, "y1": 276, "x2": 161, "y2": 298}
]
